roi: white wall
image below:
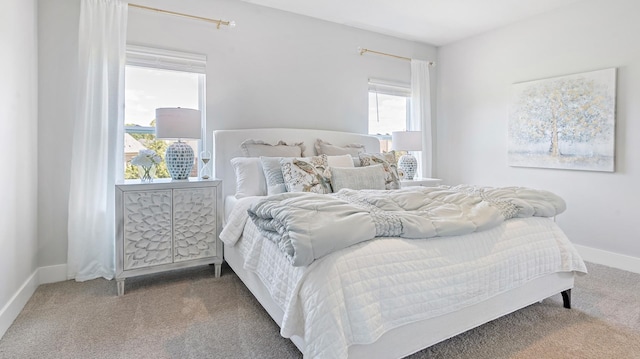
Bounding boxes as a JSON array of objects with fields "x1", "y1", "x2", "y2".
[
  {"x1": 437, "y1": 0, "x2": 640, "y2": 264},
  {"x1": 0, "y1": 0, "x2": 39, "y2": 337},
  {"x1": 37, "y1": 0, "x2": 436, "y2": 267},
  {"x1": 126, "y1": 0, "x2": 437, "y2": 160}
]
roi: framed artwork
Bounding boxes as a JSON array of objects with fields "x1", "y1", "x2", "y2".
[{"x1": 508, "y1": 68, "x2": 616, "y2": 172}]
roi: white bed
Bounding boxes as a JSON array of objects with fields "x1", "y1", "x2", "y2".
[{"x1": 213, "y1": 128, "x2": 586, "y2": 359}]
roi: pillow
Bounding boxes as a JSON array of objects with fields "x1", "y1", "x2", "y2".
[
  {"x1": 330, "y1": 165, "x2": 386, "y2": 192},
  {"x1": 326, "y1": 154, "x2": 355, "y2": 168},
  {"x1": 280, "y1": 155, "x2": 332, "y2": 194},
  {"x1": 260, "y1": 157, "x2": 288, "y2": 195},
  {"x1": 240, "y1": 139, "x2": 305, "y2": 157},
  {"x1": 358, "y1": 151, "x2": 401, "y2": 190},
  {"x1": 315, "y1": 139, "x2": 365, "y2": 157},
  {"x1": 261, "y1": 155, "x2": 350, "y2": 195},
  {"x1": 230, "y1": 157, "x2": 267, "y2": 198}
]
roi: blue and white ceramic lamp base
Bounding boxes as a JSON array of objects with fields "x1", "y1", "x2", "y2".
[
  {"x1": 398, "y1": 154, "x2": 417, "y2": 180},
  {"x1": 165, "y1": 141, "x2": 194, "y2": 180}
]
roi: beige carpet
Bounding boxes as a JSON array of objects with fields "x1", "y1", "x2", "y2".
[{"x1": 1, "y1": 262, "x2": 639, "y2": 359}]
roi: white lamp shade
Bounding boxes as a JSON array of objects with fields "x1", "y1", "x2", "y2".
[
  {"x1": 391, "y1": 131, "x2": 422, "y2": 151},
  {"x1": 155, "y1": 108, "x2": 201, "y2": 139}
]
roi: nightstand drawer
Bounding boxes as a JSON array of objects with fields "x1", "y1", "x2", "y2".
[
  {"x1": 173, "y1": 187, "x2": 218, "y2": 262},
  {"x1": 122, "y1": 189, "x2": 173, "y2": 270}
]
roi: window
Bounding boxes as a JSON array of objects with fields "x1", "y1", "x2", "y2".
[
  {"x1": 368, "y1": 79, "x2": 411, "y2": 152},
  {"x1": 123, "y1": 45, "x2": 206, "y2": 180}
]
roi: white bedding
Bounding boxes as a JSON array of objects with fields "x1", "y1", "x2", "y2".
[
  {"x1": 221, "y1": 197, "x2": 587, "y2": 359},
  {"x1": 247, "y1": 186, "x2": 567, "y2": 266},
  {"x1": 224, "y1": 195, "x2": 239, "y2": 225}
]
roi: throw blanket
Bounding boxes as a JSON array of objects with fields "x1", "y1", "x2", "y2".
[{"x1": 248, "y1": 185, "x2": 566, "y2": 267}]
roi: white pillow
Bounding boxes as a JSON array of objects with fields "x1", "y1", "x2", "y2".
[
  {"x1": 326, "y1": 154, "x2": 355, "y2": 168},
  {"x1": 330, "y1": 165, "x2": 386, "y2": 192},
  {"x1": 230, "y1": 157, "x2": 267, "y2": 198}
]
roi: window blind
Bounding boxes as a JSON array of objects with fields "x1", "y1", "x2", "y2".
[
  {"x1": 126, "y1": 44, "x2": 206, "y2": 73},
  {"x1": 368, "y1": 78, "x2": 411, "y2": 97}
]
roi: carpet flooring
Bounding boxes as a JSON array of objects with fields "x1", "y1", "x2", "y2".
[{"x1": 1, "y1": 262, "x2": 639, "y2": 359}]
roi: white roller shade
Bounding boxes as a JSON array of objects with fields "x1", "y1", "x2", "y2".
[
  {"x1": 126, "y1": 44, "x2": 206, "y2": 73},
  {"x1": 368, "y1": 78, "x2": 411, "y2": 97}
]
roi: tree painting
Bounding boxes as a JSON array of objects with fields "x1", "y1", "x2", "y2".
[{"x1": 508, "y1": 68, "x2": 616, "y2": 172}]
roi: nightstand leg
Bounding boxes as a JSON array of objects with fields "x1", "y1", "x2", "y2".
[
  {"x1": 117, "y1": 278, "x2": 125, "y2": 296},
  {"x1": 214, "y1": 263, "x2": 222, "y2": 278}
]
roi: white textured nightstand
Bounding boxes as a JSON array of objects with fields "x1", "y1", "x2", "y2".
[
  {"x1": 115, "y1": 178, "x2": 223, "y2": 296},
  {"x1": 400, "y1": 177, "x2": 443, "y2": 188}
]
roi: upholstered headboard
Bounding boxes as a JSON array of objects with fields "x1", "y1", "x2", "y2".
[{"x1": 212, "y1": 128, "x2": 381, "y2": 199}]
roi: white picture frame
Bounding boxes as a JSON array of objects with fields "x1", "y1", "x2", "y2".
[{"x1": 508, "y1": 68, "x2": 617, "y2": 172}]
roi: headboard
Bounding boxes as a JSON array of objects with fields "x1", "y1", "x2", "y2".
[{"x1": 212, "y1": 128, "x2": 381, "y2": 199}]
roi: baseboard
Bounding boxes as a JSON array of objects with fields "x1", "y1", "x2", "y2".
[
  {"x1": 574, "y1": 244, "x2": 640, "y2": 274},
  {"x1": 0, "y1": 271, "x2": 38, "y2": 340},
  {"x1": 0, "y1": 264, "x2": 68, "y2": 340},
  {"x1": 38, "y1": 263, "x2": 69, "y2": 284}
]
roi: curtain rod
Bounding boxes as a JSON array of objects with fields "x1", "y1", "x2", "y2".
[
  {"x1": 358, "y1": 47, "x2": 435, "y2": 66},
  {"x1": 128, "y1": 3, "x2": 235, "y2": 29}
]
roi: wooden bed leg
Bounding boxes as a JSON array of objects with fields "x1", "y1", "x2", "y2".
[{"x1": 561, "y1": 289, "x2": 571, "y2": 309}]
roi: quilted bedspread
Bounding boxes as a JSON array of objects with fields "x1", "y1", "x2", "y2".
[
  {"x1": 220, "y1": 194, "x2": 587, "y2": 359},
  {"x1": 247, "y1": 185, "x2": 567, "y2": 266}
]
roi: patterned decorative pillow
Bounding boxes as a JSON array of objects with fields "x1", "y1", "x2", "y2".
[
  {"x1": 314, "y1": 139, "x2": 365, "y2": 157},
  {"x1": 280, "y1": 155, "x2": 332, "y2": 194},
  {"x1": 358, "y1": 151, "x2": 401, "y2": 189},
  {"x1": 240, "y1": 139, "x2": 305, "y2": 157}
]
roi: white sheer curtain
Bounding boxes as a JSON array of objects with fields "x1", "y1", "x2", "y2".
[
  {"x1": 67, "y1": 0, "x2": 127, "y2": 281},
  {"x1": 409, "y1": 59, "x2": 433, "y2": 178}
]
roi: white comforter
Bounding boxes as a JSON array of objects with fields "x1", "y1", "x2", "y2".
[
  {"x1": 221, "y1": 194, "x2": 587, "y2": 359},
  {"x1": 247, "y1": 186, "x2": 567, "y2": 266}
]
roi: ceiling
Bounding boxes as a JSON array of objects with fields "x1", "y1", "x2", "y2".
[{"x1": 238, "y1": 0, "x2": 585, "y2": 46}]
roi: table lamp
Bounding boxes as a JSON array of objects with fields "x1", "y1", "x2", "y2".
[
  {"x1": 391, "y1": 131, "x2": 422, "y2": 180},
  {"x1": 155, "y1": 107, "x2": 201, "y2": 180}
]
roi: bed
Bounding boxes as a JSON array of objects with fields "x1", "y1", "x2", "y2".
[{"x1": 213, "y1": 128, "x2": 587, "y2": 359}]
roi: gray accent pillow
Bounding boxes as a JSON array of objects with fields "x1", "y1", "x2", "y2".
[
  {"x1": 358, "y1": 151, "x2": 401, "y2": 190},
  {"x1": 330, "y1": 165, "x2": 386, "y2": 192},
  {"x1": 240, "y1": 139, "x2": 305, "y2": 157},
  {"x1": 260, "y1": 157, "x2": 287, "y2": 195}
]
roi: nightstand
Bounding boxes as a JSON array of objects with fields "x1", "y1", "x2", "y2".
[
  {"x1": 115, "y1": 178, "x2": 223, "y2": 296},
  {"x1": 400, "y1": 177, "x2": 443, "y2": 188}
]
